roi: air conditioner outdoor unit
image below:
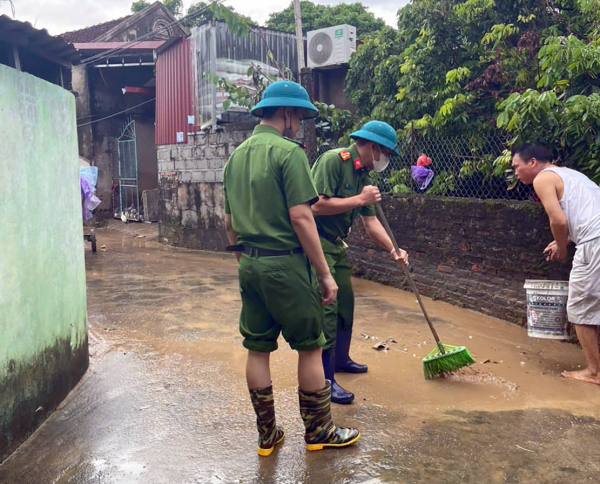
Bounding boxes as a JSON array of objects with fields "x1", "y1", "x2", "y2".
[{"x1": 307, "y1": 25, "x2": 356, "y2": 69}]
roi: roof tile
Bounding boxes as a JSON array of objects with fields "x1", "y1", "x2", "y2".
[{"x1": 60, "y1": 15, "x2": 132, "y2": 43}]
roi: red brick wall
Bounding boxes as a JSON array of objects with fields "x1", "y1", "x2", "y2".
[{"x1": 347, "y1": 195, "x2": 573, "y2": 325}]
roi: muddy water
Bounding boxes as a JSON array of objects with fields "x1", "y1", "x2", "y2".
[
  {"x1": 1, "y1": 223, "x2": 599, "y2": 484},
  {"x1": 348, "y1": 279, "x2": 600, "y2": 421}
]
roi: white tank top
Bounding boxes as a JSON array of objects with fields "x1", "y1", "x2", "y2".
[{"x1": 541, "y1": 166, "x2": 600, "y2": 245}]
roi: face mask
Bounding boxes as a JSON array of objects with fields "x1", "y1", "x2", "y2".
[{"x1": 371, "y1": 146, "x2": 390, "y2": 172}]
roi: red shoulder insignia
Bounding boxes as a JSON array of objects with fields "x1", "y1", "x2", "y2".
[{"x1": 338, "y1": 150, "x2": 352, "y2": 161}]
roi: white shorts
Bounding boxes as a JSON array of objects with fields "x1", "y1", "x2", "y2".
[{"x1": 568, "y1": 237, "x2": 600, "y2": 325}]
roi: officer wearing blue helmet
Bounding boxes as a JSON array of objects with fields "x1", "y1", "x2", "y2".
[
  {"x1": 311, "y1": 121, "x2": 410, "y2": 404},
  {"x1": 224, "y1": 80, "x2": 360, "y2": 455}
]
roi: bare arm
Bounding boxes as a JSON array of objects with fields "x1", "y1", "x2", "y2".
[
  {"x1": 311, "y1": 186, "x2": 382, "y2": 217},
  {"x1": 362, "y1": 215, "x2": 409, "y2": 266},
  {"x1": 225, "y1": 214, "x2": 241, "y2": 262},
  {"x1": 534, "y1": 172, "x2": 569, "y2": 261},
  {"x1": 311, "y1": 194, "x2": 364, "y2": 216},
  {"x1": 289, "y1": 203, "x2": 338, "y2": 305},
  {"x1": 362, "y1": 215, "x2": 394, "y2": 251}
]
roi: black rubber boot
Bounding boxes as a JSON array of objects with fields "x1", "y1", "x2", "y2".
[
  {"x1": 322, "y1": 348, "x2": 354, "y2": 404},
  {"x1": 335, "y1": 329, "x2": 368, "y2": 374}
]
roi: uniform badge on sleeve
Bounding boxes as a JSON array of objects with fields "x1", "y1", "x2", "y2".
[{"x1": 338, "y1": 150, "x2": 351, "y2": 161}]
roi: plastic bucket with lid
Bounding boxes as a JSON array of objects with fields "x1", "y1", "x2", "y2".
[{"x1": 523, "y1": 280, "x2": 572, "y2": 340}]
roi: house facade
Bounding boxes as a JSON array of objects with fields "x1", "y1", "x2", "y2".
[{"x1": 62, "y1": 2, "x2": 186, "y2": 220}]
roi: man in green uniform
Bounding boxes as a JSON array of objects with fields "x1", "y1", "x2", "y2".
[
  {"x1": 311, "y1": 121, "x2": 409, "y2": 404},
  {"x1": 223, "y1": 80, "x2": 360, "y2": 456}
]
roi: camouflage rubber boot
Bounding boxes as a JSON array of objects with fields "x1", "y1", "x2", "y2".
[
  {"x1": 249, "y1": 385, "x2": 285, "y2": 457},
  {"x1": 298, "y1": 380, "x2": 360, "y2": 451}
]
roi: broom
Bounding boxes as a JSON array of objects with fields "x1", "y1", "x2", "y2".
[{"x1": 375, "y1": 203, "x2": 475, "y2": 379}]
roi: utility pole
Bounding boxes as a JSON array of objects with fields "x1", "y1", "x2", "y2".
[{"x1": 293, "y1": 0, "x2": 305, "y2": 75}]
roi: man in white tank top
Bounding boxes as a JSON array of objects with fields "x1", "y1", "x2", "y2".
[{"x1": 512, "y1": 142, "x2": 600, "y2": 386}]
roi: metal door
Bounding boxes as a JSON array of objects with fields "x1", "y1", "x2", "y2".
[{"x1": 117, "y1": 120, "x2": 140, "y2": 220}]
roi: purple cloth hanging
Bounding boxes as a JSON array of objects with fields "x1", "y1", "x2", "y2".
[
  {"x1": 81, "y1": 176, "x2": 101, "y2": 220},
  {"x1": 411, "y1": 166, "x2": 435, "y2": 190}
]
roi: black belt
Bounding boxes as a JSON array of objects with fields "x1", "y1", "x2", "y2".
[
  {"x1": 226, "y1": 245, "x2": 304, "y2": 257},
  {"x1": 318, "y1": 231, "x2": 344, "y2": 244}
]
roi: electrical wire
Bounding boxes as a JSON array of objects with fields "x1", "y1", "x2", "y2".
[
  {"x1": 77, "y1": 98, "x2": 155, "y2": 127},
  {"x1": 0, "y1": 0, "x2": 16, "y2": 19},
  {"x1": 75, "y1": 3, "x2": 229, "y2": 127},
  {"x1": 81, "y1": 0, "x2": 225, "y2": 67}
]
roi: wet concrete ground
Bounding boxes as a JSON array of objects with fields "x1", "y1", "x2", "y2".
[{"x1": 1, "y1": 222, "x2": 600, "y2": 484}]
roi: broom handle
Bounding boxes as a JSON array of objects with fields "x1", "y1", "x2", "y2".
[{"x1": 375, "y1": 203, "x2": 443, "y2": 348}]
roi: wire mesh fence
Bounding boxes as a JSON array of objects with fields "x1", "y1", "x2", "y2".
[{"x1": 306, "y1": 134, "x2": 534, "y2": 201}]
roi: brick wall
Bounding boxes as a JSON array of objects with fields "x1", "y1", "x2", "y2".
[
  {"x1": 158, "y1": 129, "x2": 573, "y2": 326},
  {"x1": 347, "y1": 195, "x2": 573, "y2": 325},
  {"x1": 157, "y1": 124, "x2": 254, "y2": 251}
]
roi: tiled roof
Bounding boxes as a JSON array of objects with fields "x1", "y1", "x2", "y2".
[{"x1": 60, "y1": 15, "x2": 132, "y2": 43}]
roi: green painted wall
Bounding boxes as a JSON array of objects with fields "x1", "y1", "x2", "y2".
[{"x1": 0, "y1": 65, "x2": 89, "y2": 461}]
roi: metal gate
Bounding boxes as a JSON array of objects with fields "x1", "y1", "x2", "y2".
[{"x1": 117, "y1": 120, "x2": 140, "y2": 221}]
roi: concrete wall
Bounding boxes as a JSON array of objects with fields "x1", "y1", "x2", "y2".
[
  {"x1": 315, "y1": 66, "x2": 356, "y2": 112},
  {"x1": 71, "y1": 5, "x2": 186, "y2": 214},
  {"x1": 75, "y1": 66, "x2": 156, "y2": 215},
  {"x1": 347, "y1": 195, "x2": 572, "y2": 325},
  {"x1": 92, "y1": 68, "x2": 155, "y2": 214},
  {"x1": 156, "y1": 125, "x2": 571, "y2": 326},
  {"x1": 73, "y1": 65, "x2": 94, "y2": 161},
  {"x1": 157, "y1": 126, "x2": 255, "y2": 251},
  {"x1": 136, "y1": 118, "x2": 159, "y2": 195},
  {"x1": 0, "y1": 65, "x2": 89, "y2": 462},
  {"x1": 92, "y1": 119, "x2": 118, "y2": 212}
]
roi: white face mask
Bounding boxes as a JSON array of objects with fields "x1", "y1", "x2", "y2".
[{"x1": 371, "y1": 146, "x2": 390, "y2": 172}]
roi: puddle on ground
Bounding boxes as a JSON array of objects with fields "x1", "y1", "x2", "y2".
[
  {"x1": 81, "y1": 226, "x2": 600, "y2": 421},
  {"x1": 443, "y1": 366, "x2": 519, "y2": 392},
  {"x1": 3, "y1": 223, "x2": 599, "y2": 484}
]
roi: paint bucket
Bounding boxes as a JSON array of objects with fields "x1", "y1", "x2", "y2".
[{"x1": 523, "y1": 280, "x2": 572, "y2": 340}]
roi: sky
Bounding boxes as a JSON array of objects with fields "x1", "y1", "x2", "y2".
[{"x1": 0, "y1": 0, "x2": 410, "y2": 36}]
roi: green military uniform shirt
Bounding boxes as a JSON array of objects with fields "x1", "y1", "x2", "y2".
[
  {"x1": 224, "y1": 124, "x2": 325, "y2": 353},
  {"x1": 311, "y1": 144, "x2": 376, "y2": 239},
  {"x1": 223, "y1": 125, "x2": 318, "y2": 251}
]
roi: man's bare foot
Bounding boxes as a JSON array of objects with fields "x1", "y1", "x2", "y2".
[{"x1": 561, "y1": 368, "x2": 600, "y2": 386}]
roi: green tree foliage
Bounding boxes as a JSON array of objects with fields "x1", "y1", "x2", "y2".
[
  {"x1": 131, "y1": 0, "x2": 150, "y2": 13},
  {"x1": 131, "y1": 0, "x2": 182, "y2": 17},
  {"x1": 183, "y1": 2, "x2": 257, "y2": 29},
  {"x1": 346, "y1": 0, "x2": 600, "y2": 183},
  {"x1": 266, "y1": 1, "x2": 385, "y2": 38},
  {"x1": 163, "y1": 0, "x2": 183, "y2": 17},
  {"x1": 314, "y1": 103, "x2": 356, "y2": 148}
]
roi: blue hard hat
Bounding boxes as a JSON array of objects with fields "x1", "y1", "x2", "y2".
[
  {"x1": 351, "y1": 121, "x2": 399, "y2": 155},
  {"x1": 251, "y1": 80, "x2": 318, "y2": 119}
]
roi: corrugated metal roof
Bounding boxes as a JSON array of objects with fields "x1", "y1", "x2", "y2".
[
  {"x1": 192, "y1": 22, "x2": 300, "y2": 125},
  {"x1": 155, "y1": 37, "x2": 194, "y2": 146},
  {"x1": 0, "y1": 15, "x2": 80, "y2": 66}
]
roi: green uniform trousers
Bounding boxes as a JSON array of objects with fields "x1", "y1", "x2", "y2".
[
  {"x1": 238, "y1": 250, "x2": 326, "y2": 353},
  {"x1": 320, "y1": 237, "x2": 354, "y2": 350}
]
